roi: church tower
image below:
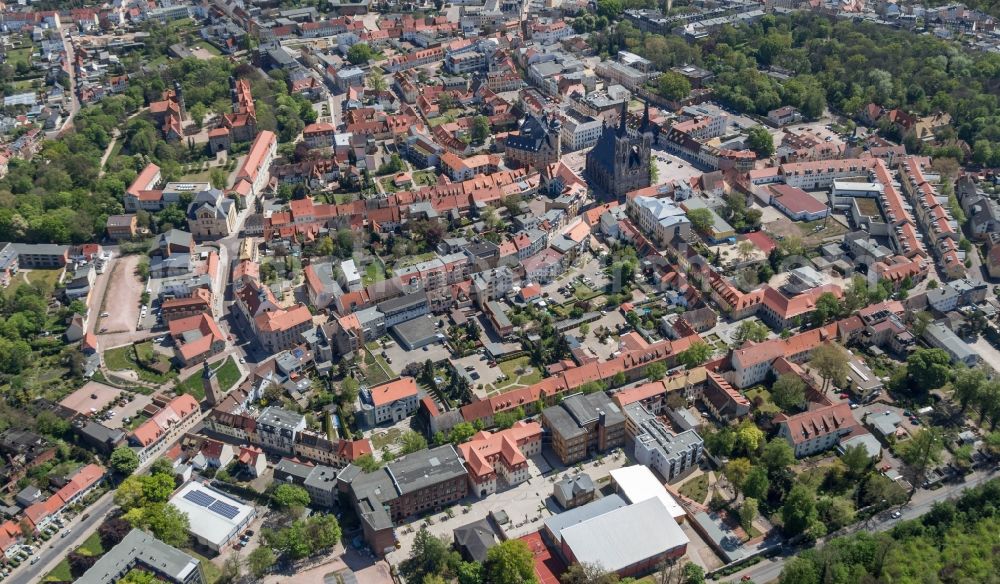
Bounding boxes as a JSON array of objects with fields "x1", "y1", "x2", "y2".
[{"x1": 202, "y1": 361, "x2": 223, "y2": 407}]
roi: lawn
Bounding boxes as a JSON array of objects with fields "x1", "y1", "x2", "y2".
[
  {"x1": 124, "y1": 413, "x2": 149, "y2": 431},
  {"x1": 412, "y1": 170, "x2": 437, "y2": 186},
  {"x1": 573, "y1": 283, "x2": 601, "y2": 301},
  {"x1": 44, "y1": 560, "x2": 73, "y2": 582},
  {"x1": 175, "y1": 357, "x2": 241, "y2": 400},
  {"x1": 194, "y1": 42, "x2": 221, "y2": 56},
  {"x1": 103, "y1": 343, "x2": 177, "y2": 384},
  {"x1": 744, "y1": 387, "x2": 781, "y2": 415},
  {"x1": 678, "y1": 474, "x2": 709, "y2": 504},
  {"x1": 4, "y1": 268, "x2": 63, "y2": 300},
  {"x1": 45, "y1": 531, "x2": 107, "y2": 579},
  {"x1": 363, "y1": 260, "x2": 386, "y2": 286},
  {"x1": 5, "y1": 47, "x2": 33, "y2": 67},
  {"x1": 371, "y1": 427, "x2": 403, "y2": 451},
  {"x1": 394, "y1": 252, "x2": 437, "y2": 269},
  {"x1": 184, "y1": 547, "x2": 222, "y2": 584},
  {"x1": 490, "y1": 356, "x2": 543, "y2": 392}
]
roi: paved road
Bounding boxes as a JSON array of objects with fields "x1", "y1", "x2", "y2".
[
  {"x1": 9, "y1": 407, "x2": 214, "y2": 584},
  {"x1": 721, "y1": 468, "x2": 999, "y2": 583},
  {"x1": 9, "y1": 493, "x2": 115, "y2": 584}
]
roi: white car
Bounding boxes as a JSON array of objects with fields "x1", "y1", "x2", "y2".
[{"x1": 891, "y1": 510, "x2": 902, "y2": 519}]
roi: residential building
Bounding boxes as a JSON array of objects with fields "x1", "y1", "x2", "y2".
[
  {"x1": 187, "y1": 190, "x2": 238, "y2": 239},
  {"x1": 542, "y1": 393, "x2": 626, "y2": 465},
  {"x1": 254, "y1": 406, "x2": 306, "y2": 455},
  {"x1": 292, "y1": 430, "x2": 373, "y2": 469},
  {"x1": 623, "y1": 403, "x2": 703, "y2": 482},
  {"x1": 168, "y1": 314, "x2": 226, "y2": 366},
  {"x1": 553, "y1": 474, "x2": 596, "y2": 510},
  {"x1": 922, "y1": 321, "x2": 978, "y2": 366},
  {"x1": 129, "y1": 395, "x2": 200, "y2": 461},
  {"x1": 627, "y1": 196, "x2": 691, "y2": 247},
  {"x1": 274, "y1": 458, "x2": 340, "y2": 508},
  {"x1": 457, "y1": 421, "x2": 542, "y2": 497},
  {"x1": 344, "y1": 445, "x2": 469, "y2": 555},
  {"x1": 76, "y1": 529, "x2": 204, "y2": 584},
  {"x1": 106, "y1": 214, "x2": 138, "y2": 240},
  {"x1": 359, "y1": 377, "x2": 420, "y2": 426},
  {"x1": 775, "y1": 402, "x2": 861, "y2": 458}
]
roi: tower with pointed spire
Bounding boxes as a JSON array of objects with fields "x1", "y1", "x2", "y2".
[
  {"x1": 585, "y1": 100, "x2": 653, "y2": 198},
  {"x1": 202, "y1": 360, "x2": 223, "y2": 407}
]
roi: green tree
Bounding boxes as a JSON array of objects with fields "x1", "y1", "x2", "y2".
[
  {"x1": 110, "y1": 446, "x2": 140, "y2": 476},
  {"x1": 898, "y1": 428, "x2": 943, "y2": 490},
  {"x1": 812, "y1": 292, "x2": 842, "y2": 325},
  {"x1": 687, "y1": 208, "x2": 714, "y2": 234},
  {"x1": 772, "y1": 373, "x2": 806, "y2": 410},
  {"x1": 270, "y1": 483, "x2": 310, "y2": 511},
  {"x1": 560, "y1": 562, "x2": 620, "y2": 584},
  {"x1": 402, "y1": 528, "x2": 459, "y2": 582},
  {"x1": 305, "y1": 514, "x2": 342, "y2": 551},
  {"x1": 781, "y1": 485, "x2": 817, "y2": 536},
  {"x1": 645, "y1": 362, "x2": 667, "y2": 380},
  {"x1": 742, "y1": 466, "x2": 770, "y2": 500},
  {"x1": 809, "y1": 343, "x2": 849, "y2": 393},
  {"x1": 951, "y1": 365, "x2": 985, "y2": 412},
  {"x1": 816, "y1": 496, "x2": 855, "y2": 531},
  {"x1": 124, "y1": 503, "x2": 190, "y2": 547},
  {"x1": 655, "y1": 71, "x2": 692, "y2": 101},
  {"x1": 471, "y1": 115, "x2": 491, "y2": 144},
  {"x1": 677, "y1": 341, "x2": 712, "y2": 369},
  {"x1": 740, "y1": 497, "x2": 758, "y2": 531},
  {"x1": 347, "y1": 43, "x2": 375, "y2": 65},
  {"x1": 484, "y1": 540, "x2": 538, "y2": 584},
  {"x1": 448, "y1": 422, "x2": 477, "y2": 444},
  {"x1": 746, "y1": 126, "x2": 775, "y2": 157},
  {"x1": 189, "y1": 102, "x2": 208, "y2": 127},
  {"x1": 247, "y1": 546, "x2": 276, "y2": 579},
  {"x1": 682, "y1": 563, "x2": 705, "y2": 584},
  {"x1": 906, "y1": 348, "x2": 951, "y2": 392},
  {"x1": 724, "y1": 458, "x2": 752, "y2": 496},
  {"x1": 595, "y1": 0, "x2": 622, "y2": 18},
  {"x1": 761, "y1": 438, "x2": 795, "y2": 474},
  {"x1": 355, "y1": 453, "x2": 381, "y2": 473},
  {"x1": 840, "y1": 443, "x2": 872, "y2": 479},
  {"x1": 735, "y1": 420, "x2": 765, "y2": 453},
  {"x1": 401, "y1": 431, "x2": 429, "y2": 454},
  {"x1": 735, "y1": 320, "x2": 769, "y2": 344}
]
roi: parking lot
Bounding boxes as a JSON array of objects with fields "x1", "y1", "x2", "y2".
[
  {"x1": 651, "y1": 147, "x2": 705, "y2": 185},
  {"x1": 96, "y1": 254, "x2": 143, "y2": 334}
]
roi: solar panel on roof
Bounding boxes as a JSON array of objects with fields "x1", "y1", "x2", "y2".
[
  {"x1": 210, "y1": 500, "x2": 241, "y2": 520},
  {"x1": 184, "y1": 489, "x2": 217, "y2": 508}
]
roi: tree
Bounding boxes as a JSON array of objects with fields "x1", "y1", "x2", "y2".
[
  {"x1": 270, "y1": 483, "x2": 310, "y2": 511},
  {"x1": 355, "y1": 453, "x2": 381, "y2": 472},
  {"x1": 772, "y1": 373, "x2": 806, "y2": 410},
  {"x1": 646, "y1": 362, "x2": 667, "y2": 380},
  {"x1": 746, "y1": 126, "x2": 775, "y2": 157},
  {"x1": 781, "y1": 485, "x2": 817, "y2": 536},
  {"x1": 110, "y1": 446, "x2": 140, "y2": 476},
  {"x1": 148, "y1": 457, "x2": 175, "y2": 478},
  {"x1": 401, "y1": 431, "x2": 428, "y2": 454},
  {"x1": 950, "y1": 365, "x2": 985, "y2": 413},
  {"x1": 124, "y1": 502, "x2": 190, "y2": 546},
  {"x1": 819, "y1": 496, "x2": 856, "y2": 531},
  {"x1": 740, "y1": 497, "x2": 758, "y2": 532},
  {"x1": 779, "y1": 558, "x2": 819, "y2": 584},
  {"x1": 687, "y1": 208, "x2": 714, "y2": 234},
  {"x1": 471, "y1": 115, "x2": 491, "y2": 144},
  {"x1": 840, "y1": 443, "x2": 872, "y2": 478},
  {"x1": 484, "y1": 540, "x2": 538, "y2": 584},
  {"x1": 677, "y1": 341, "x2": 712, "y2": 369},
  {"x1": 402, "y1": 528, "x2": 458, "y2": 582},
  {"x1": 682, "y1": 563, "x2": 705, "y2": 584},
  {"x1": 656, "y1": 71, "x2": 692, "y2": 101},
  {"x1": 898, "y1": 427, "x2": 943, "y2": 490},
  {"x1": 809, "y1": 343, "x2": 849, "y2": 393},
  {"x1": 305, "y1": 514, "x2": 342, "y2": 551},
  {"x1": 742, "y1": 466, "x2": 770, "y2": 500},
  {"x1": 561, "y1": 562, "x2": 620, "y2": 584},
  {"x1": 448, "y1": 422, "x2": 476, "y2": 445},
  {"x1": 68, "y1": 551, "x2": 98, "y2": 577},
  {"x1": 724, "y1": 458, "x2": 752, "y2": 496},
  {"x1": 347, "y1": 43, "x2": 375, "y2": 65},
  {"x1": 736, "y1": 420, "x2": 765, "y2": 454},
  {"x1": 368, "y1": 71, "x2": 387, "y2": 92},
  {"x1": 812, "y1": 292, "x2": 842, "y2": 326},
  {"x1": 859, "y1": 473, "x2": 907, "y2": 508},
  {"x1": 735, "y1": 320, "x2": 769, "y2": 344},
  {"x1": 906, "y1": 348, "x2": 951, "y2": 392},
  {"x1": 761, "y1": 438, "x2": 795, "y2": 474},
  {"x1": 99, "y1": 517, "x2": 133, "y2": 550}
]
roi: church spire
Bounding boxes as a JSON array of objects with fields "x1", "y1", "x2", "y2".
[
  {"x1": 640, "y1": 99, "x2": 652, "y2": 135},
  {"x1": 617, "y1": 100, "x2": 628, "y2": 136}
]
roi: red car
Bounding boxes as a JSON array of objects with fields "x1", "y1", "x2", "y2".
[{"x1": 839, "y1": 393, "x2": 849, "y2": 400}]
